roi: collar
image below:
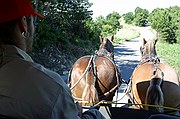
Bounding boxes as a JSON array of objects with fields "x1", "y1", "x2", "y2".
[{"x1": 3, "y1": 45, "x2": 33, "y2": 62}]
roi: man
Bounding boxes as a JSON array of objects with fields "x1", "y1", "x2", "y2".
[{"x1": 0, "y1": 0, "x2": 105, "y2": 119}]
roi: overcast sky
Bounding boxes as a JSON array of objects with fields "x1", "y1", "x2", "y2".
[{"x1": 89, "y1": 0, "x2": 180, "y2": 19}]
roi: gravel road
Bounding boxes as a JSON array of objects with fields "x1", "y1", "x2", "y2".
[
  {"x1": 99, "y1": 26, "x2": 156, "y2": 118},
  {"x1": 115, "y1": 26, "x2": 155, "y2": 83}
]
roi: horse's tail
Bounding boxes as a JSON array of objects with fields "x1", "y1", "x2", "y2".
[
  {"x1": 82, "y1": 68, "x2": 99, "y2": 106},
  {"x1": 145, "y1": 76, "x2": 164, "y2": 112}
]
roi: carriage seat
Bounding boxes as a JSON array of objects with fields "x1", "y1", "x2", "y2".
[
  {"x1": 0, "y1": 114, "x2": 17, "y2": 119},
  {"x1": 148, "y1": 114, "x2": 179, "y2": 119}
]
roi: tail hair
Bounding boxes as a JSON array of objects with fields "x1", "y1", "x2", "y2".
[
  {"x1": 145, "y1": 78, "x2": 164, "y2": 112},
  {"x1": 81, "y1": 70, "x2": 99, "y2": 106}
]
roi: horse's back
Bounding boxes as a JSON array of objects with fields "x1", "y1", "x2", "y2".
[
  {"x1": 132, "y1": 63, "x2": 179, "y2": 83},
  {"x1": 70, "y1": 56, "x2": 92, "y2": 98},
  {"x1": 158, "y1": 64, "x2": 179, "y2": 83},
  {"x1": 72, "y1": 55, "x2": 91, "y2": 72},
  {"x1": 96, "y1": 56, "x2": 117, "y2": 92},
  {"x1": 70, "y1": 55, "x2": 118, "y2": 100},
  {"x1": 72, "y1": 55, "x2": 116, "y2": 76},
  {"x1": 132, "y1": 63, "x2": 180, "y2": 108}
]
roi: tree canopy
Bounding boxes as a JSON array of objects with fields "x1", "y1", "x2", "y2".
[
  {"x1": 149, "y1": 6, "x2": 180, "y2": 43},
  {"x1": 123, "y1": 6, "x2": 180, "y2": 44},
  {"x1": 32, "y1": 0, "x2": 180, "y2": 53},
  {"x1": 95, "y1": 12, "x2": 121, "y2": 37},
  {"x1": 123, "y1": 12, "x2": 134, "y2": 24}
]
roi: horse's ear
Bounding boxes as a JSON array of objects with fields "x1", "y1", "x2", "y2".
[
  {"x1": 143, "y1": 38, "x2": 147, "y2": 46},
  {"x1": 154, "y1": 39, "x2": 158, "y2": 45},
  {"x1": 110, "y1": 35, "x2": 114, "y2": 42},
  {"x1": 99, "y1": 35, "x2": 103, "y2": 44}
]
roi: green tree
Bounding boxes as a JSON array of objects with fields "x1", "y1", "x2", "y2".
[
  {"x1": 31, "y1": 0, "x2": 95, "y2": 50},
  {"x1": 149, "y1": 8, "x2": 165, "y2": 31},
  {"x1": 95, "y1": 15, "x2": 106, "y2": 36},
  {"x1": 149, "y1": 6, "x2": 180, "y2": 44},
  {"x1": 176, "y1": 26, "x2": 180, "y2": 44},
  {"x1": 133, "y1": 7, "x2": 149, "y2": 26},
  {"x1": 84, "y1": 18, "x2": 101, "y2": 49},
  {"x1": 95, "y1": 12, "x2": 121, "y2": 37},
  {"x1": 123, "y1": 12, "x2": 134, "y2": 24},
  {"x1": 169, "y1": 6, "x2": 180, "y2": 44},
  {"x1": 106, "y1": 11, "x2": 121, "y2": 32}
]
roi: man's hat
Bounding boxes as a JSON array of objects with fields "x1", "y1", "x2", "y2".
[{"x1": 0, "y1": 0, "x2": 44, "y2": 23}]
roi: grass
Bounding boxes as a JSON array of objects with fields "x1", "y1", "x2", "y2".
[
  {"x1": 156, "y1": 42, "x2": 180, "y2": 76},
  {"x1": 114, "y1": 18, "x2": 179, "y2": 76},
  {"x1": 113, "y1": 20, "x2": 140, "y2": 46}
]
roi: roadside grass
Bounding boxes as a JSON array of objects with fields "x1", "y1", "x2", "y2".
[
  {"x1": 114, "y1": 18, "x2": 179, "y2": 76},
  {"x1": 114, "y1": 21, "x2": 140, "y2": 46},
  {"x1": 156, "y1": 42, "x2": 180, "y2": 75}
]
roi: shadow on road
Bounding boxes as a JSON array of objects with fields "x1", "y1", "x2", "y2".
[{"x1": 114, "y1": 39, "x2": 141, "y2": 84}]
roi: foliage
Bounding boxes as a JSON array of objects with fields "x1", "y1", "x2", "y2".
[
  {"x1": 106, "y1": 12, "x2": 122, "y2": 34},
  {"x1": 123, "y1": 12, "x2": 134, "y2": 24},
  {"x1": 28, "y1": 0, "x2": 107, "y2": 74},
  {"x1": 176, "y1": 24, "x2": 180, "y2": 44},
  {"x1": 149, "y1": 8, "x2": 165, "y2": 31},
  {"x1": 149, "y1": 6, "x2": 180, "y2": 44},
  {"x1": 95, "y1": 12, "x2": 121, "y2": 37},
  {"x1": 114, "y1": 25, "x2": 140, "y2": 45},
  {"x1": 156, "y1": 42, "x2": 180, "y2": 75},
  {"x1": 94, "y1": 15, "x2": 106, "y2": 34},
  {"x1": 84, "y1": 18, "x2": 101, "y2": 50},
  {"x1": 31, "y1": 0, "x2": 99, "y2": 55},
  {"x1": 133, "y1": 7, "x2": 149, "y2": 27},
  {"x1": 30, "y1": 0, "x2": 123, "y2": 62}
]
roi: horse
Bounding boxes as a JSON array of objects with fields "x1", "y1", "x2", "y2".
[
  {"x1": 68, "y1": 35, "x2": 121, "y2": 106},
  {"x1": 130, "y1": 38, "x2": 180, "y2": 113}
]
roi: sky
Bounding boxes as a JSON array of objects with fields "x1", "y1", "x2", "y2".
[{"x1": 89, "y1": 0, "x2": 180, "y2": 19}]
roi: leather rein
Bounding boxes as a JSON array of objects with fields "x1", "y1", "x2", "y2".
[{"x1": 69, "y1": 49, "x2": 121, "y2": 101}]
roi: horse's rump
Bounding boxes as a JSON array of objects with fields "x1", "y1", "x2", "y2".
[
  {"x1": 69, "y1": 55, "x2": 120, "y2": 104},
  {"x1": 130, "y1": 38, "x2": 180, "y2": 113},
  {"x1": 131, "y1": 62, "x2": 180, "y2": 112}
]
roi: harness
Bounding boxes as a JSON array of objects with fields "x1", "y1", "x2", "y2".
[
  {"x1": 126, "y1": 54, "x2": 180, "y2": 114},
  {"x1": 126, "y1": 55, "x2": 164, "y2": 108},
  {"x1": 68, "y1": 49, "x2": 121, "y2": 102}
]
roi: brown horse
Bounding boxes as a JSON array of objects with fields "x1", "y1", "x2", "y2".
[
  {"x1": 130, "y1": 38, "x2": 180, "y2": 113},
  {"x1": 68, "y1": 36, "x2": 121, "y2": 106}
]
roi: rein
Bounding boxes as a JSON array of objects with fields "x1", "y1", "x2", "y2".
[
  {"x1": 127, "y1": 55, "x2": 163, "y2": 109},
  {"x1": 69, "y1": 55, "x2": 94, "y2": 90},
  {"x1": 69, "y1": 55, "x2": 94, "y2": 101},
  {"x1": 140, "y1": 54, "x2": 160, "y2": 65},
  {"x1": 69, "y1": 49, "x2": 121, "y2": 102},
  {"x1": 94, "y1": 48, "x2": 121, "y2": 99},
  {"x1": 96, "y1": 48, "x2": 114, "y2": 61},
  {"x1": 96, "y1": 55, "x2": 121, "y2": 100}
]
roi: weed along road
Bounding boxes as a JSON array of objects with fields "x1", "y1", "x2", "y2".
[{"x1": 99, "y1": 26, "x2": 156, "y2": 118}]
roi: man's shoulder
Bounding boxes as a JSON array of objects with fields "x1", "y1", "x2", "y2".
[
  {"x1": 25, "y1": 60, "x2": 67, "y2": 85},
  {"x1": 9, "y1": 58, "x2": 67, "y2": 87}
]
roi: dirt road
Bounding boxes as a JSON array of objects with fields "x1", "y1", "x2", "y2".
[
  {"x1": 99, "y1": 26, "x2": 156, "y2": 118},
  {"x1": 61, "y1": 26, "x2": 156, "y2": 118},
  {"x1": 115, "y1": 26, "x2": 156, "y2": 83}
]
